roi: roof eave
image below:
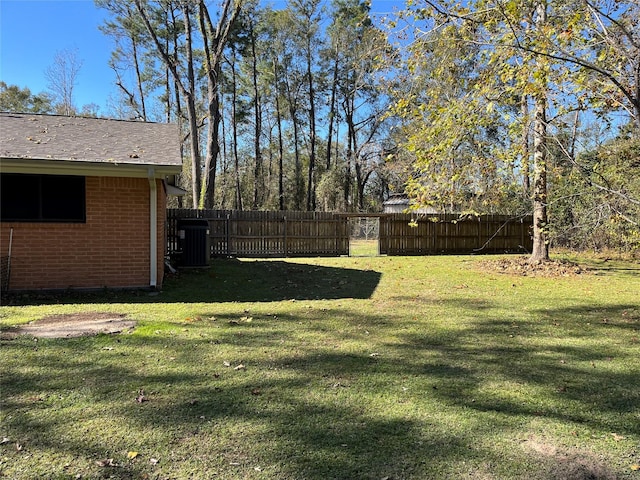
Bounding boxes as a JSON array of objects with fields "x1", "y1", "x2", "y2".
[{"x1": 1, "y1": 157, "x2": 182, "y2": 178}]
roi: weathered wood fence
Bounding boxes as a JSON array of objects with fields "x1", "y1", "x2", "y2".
[
  {"x1": 379, "y1": 214, "x2": 532, "y2": 255},
  {"x1": 167, "y1": 209, "x2": 350, "y2": 258},
  {"x1": 167, "y1": 209, "x2": 532, "y2": 258}
]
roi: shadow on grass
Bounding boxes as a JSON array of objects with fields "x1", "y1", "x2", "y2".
[
  {"x1": 2, "y1": 258, "x2": 382, "y2": 306},
  {"x1": 0, "y1": 334, "x2": 462, "y2": 479},
  {"x1": 393, "y1": 300, "x2": 640, "y2": 437},
  {"x1": 1, "y1": 272, "x2": 638, "y2": 478}
]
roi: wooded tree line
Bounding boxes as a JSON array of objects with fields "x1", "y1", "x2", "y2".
[
  {"x1": 93, "y1": 0, "x2": 396, "y2": 215},
  {"x1": 1, "y1": 0, "x2": 637, "y2": 257}
]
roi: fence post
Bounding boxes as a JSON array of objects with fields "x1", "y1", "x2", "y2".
[
  {"x1": 332, "y1": 217, "x2": 340, "y2": 255},
  {"x1": 226, "y1": 213, "x2": 231, "y2": 256},
  {"x1": 283, "y1": 215, "x2": 288, "y2": 257}
]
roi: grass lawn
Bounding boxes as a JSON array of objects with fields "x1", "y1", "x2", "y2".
[
  {"x1": 1, "y1": 254, "x2": 639, "y2": 479},
  {"x1": 349, "y1": 239, "x2": 379, "y2": 257}
]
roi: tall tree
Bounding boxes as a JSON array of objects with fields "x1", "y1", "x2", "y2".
[
  {"x1": 249, "y1": 11, "x2": 264, "y2": 210},
  {"x1": 261, "y1": 7, "x2": 299, "y2": 209},
  {"x1": 392, "y1": 0, "x2": 638, "y2": 261},
  {"x1": 0, "y1": 82, "x2": 53, "y2": 113},
  {"x1": 327, "y1": 0, "x2": 392, "y2": 211},
  {"x1": 98, "y1": 0, "x2": 150, "y2": 120},
  {"x1": 134, "y1": 0, "x2": 203, "y2": 207},
  {"x1": 198, "y1": 0, "x2": 242, "y2": 209},
  {"x1": 282, "y1": 0, "x2": 323, "y2": 211},
  {"x1": 530, "y1": 0, "x2": 551, "y2": 261},
  {"x1": 44, "y1": 48, "x2": 83, "y2": 116},
  {"x1": 261, "y1": 11, "x2": 287, "y2": 210}
]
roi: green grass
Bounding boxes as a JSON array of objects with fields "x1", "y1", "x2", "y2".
[
  {"x1": 349, "y1": 239, "x2": 379, "y2": 256},
  {"x1": 1, "y1": 254, "x2": 639, "y2": 479}
]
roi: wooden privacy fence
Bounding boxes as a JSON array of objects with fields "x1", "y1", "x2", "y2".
[
  {"x1": 167, "y1": 209, "x2": 350, "y2": 258},
  {"x1": 167, "y1": 209, "x2": 532, "y2": 259},
  {"x1": 379, "y1": 214, "x2": 532, "y2": 255}
]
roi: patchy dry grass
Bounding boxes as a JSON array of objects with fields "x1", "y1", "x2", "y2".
[{"x1": 1, "y1": 254, "x2": 639, "y2": 479}]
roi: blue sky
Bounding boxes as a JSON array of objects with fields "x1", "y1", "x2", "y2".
[
  {"x1": 0, "y1": 0, "x2": 115, "y2": 114},
  {"x1": 1, "y1": 0, "x2": 402, "y2": 118}
]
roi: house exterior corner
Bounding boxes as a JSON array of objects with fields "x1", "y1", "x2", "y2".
[
  {"x1": 1, "y1": 176, "x2": 168, "y2": 291},
  {"x1": 0, "y1": 112, "x2": 182, "y2": 292}
]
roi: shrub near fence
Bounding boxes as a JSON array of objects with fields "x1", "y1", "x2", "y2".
[
  {"x1": 379, "y1": 214, "x2": 533, "y2": 255},
  {"x1": 167, "y1": 209, "x2": 350, "y2": 258}
]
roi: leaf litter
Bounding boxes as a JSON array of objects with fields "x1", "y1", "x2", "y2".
[{"x1": 478, "y1": 257, "x2": 589, "y2": 277}]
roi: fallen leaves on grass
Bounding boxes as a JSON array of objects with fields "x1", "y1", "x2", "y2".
[
  {"x1": 96, "y1": 458, "x2": 117, "y2": 467},
  {"x1": 229, "y1": 316, "x2": 253, "y2": 325},
  {"x1": 223, "y1": 360, "x2": 246, "y2": 370},
  {"x1": 127, "y1": 451, "x2": 139, "y2": 459},
  {"x1": 478, "y1": 257, "x2": 588, "y2": 277},
  {"x1": 136, "y1": 389, "x2": 147, "y2": 403}
]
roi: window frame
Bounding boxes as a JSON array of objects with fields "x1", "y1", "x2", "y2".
[{"x1": 0, "y1": 173, "x2": 86, "y2": 223}]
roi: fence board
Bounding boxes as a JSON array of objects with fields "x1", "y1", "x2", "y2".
[
  {"x1": 379, "y1": 214, "x2": 532, "y2": 255},
  {"x1": 167, "y1": 209, "x2": 350, "y2": 258},
  {"x1": 167, "y1": 210, "x2": 532, "y2": 259}
]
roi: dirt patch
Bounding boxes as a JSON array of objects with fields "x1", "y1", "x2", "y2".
[
  {"x1": 522, "y1": 437, "x2": 617, "y2": 480},
  {"x1": 478, "y1": 256, "x2": 589, "y2": 277},
  {"x1": 1, "y1": 312, "x2": 136, "y2": 339}
]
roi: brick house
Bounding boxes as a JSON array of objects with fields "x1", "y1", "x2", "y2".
[{"x1": 0, "y1": 113, "x2": 182, "y2": 292}]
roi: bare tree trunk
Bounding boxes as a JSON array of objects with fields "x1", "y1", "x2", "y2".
[
  {"x1": 250, "y1": 25, "x2": 263, "y2": 210},
  {"x1": 132, "y1": 35, "x2": 147, "y2": 120},
  {"x1": 530, "y1": 0, "x2": 550, "y2": 262},
  {"x1": 274, "y1": 58, "x2": 285, "y2": 211},
  {"x1": 219, "y1": 92, "x2": 229, "y2": 208},
  {"x1": 199, "y1": 3, "x2": 218, "y2": 209},
  {"x1": 182, "y1": 3, "x2": 201, "y2": 208},
  {"x1": 134, "y1": 0, "x2": 201, "y2": 208},
  {"x1": 170, "y1": 6, "x2": 181, "y2": 123},
  {"x1": 530, "y1": 94, "x2": 549, "y2": 261},
  {"x1": 521, "y1": 94, "x2": 530, "y2": 194},
  {"x1": 201, "y1": 85, "x2": 221, "y2": 209},
  {"x1": 284, "y1": 78, "x2": 303, "y2": 209},
  {"x1": 198, "y1": 0, "x2": 241, "y2": 209},
  {"x1": 306, "y1": 41, "x2": 317, "y2": 211},
  {"x1": 326, "y1": 46, "x2": 339, "y2": 170},
  {"x1": 344, "y1": 96, "x2": 358, "y2": 210},
  {"x1": 230, "y1": 50, "x2": 243, "y2": 211}
]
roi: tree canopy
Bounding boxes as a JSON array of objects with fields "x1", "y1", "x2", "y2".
[{"x1": 7, "y1": 0, "x2": 635, "y2": 253}]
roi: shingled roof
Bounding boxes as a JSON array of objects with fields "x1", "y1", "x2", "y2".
[{"x1": 0, "y1": 112, "x2": 181, "y2": 168}]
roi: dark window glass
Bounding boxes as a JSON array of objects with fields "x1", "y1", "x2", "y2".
[{"x1": 1, "y1": 173, "x2": 85, "y2": 222}]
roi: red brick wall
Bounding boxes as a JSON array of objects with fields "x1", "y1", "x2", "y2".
[{"x1": 0, "y1": 176, "x2": 166, "y2": 291}]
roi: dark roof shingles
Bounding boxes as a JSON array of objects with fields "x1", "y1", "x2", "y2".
[{"x1": 0, "y1": 112, "x2": 181, "y2": 167}]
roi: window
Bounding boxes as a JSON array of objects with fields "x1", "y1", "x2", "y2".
[{"x1": 1, "y1": 173, "x2": 86, "y2": 222}]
